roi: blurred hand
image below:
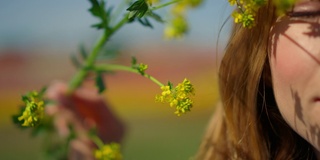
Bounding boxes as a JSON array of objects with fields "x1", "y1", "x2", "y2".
[{"x1": 45, "y1": 81, "x2": 125, "y2": 160}]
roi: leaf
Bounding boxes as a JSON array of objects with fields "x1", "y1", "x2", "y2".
[
  {"x1": 38, "y1": 86, "x2": 47, "y2": 97},
  {"x1": 88, "y1": 0, "x2": 110, "y2": 30},
  {"x1": 97, "y1": 47, "x2": 120, "y2": 60},
  {"x1": 127, "y1": 0, "x2": 149, "y2": 20},
  {"x1": 12, "y1": 107, "x2": 27, "y2": 129},
  {"x1": 138, "y1": 18, "x2": 153, "y2": 28},
  {"x1": 146, "y1": 11, "x2": 164, "y2": 23},
  {"x1": 30, "y1": 118, "x2": 54, "y2": 137},
  {"x1": 71, "y1": 54, "x2": 82, "y2": 69},
  {"x1": 95, "y1": 71, "x2": 106, "y2": 93},
  {"x1": 79, "y1": 44, "x2": 88, "y2": 59},
  {"x1": 168, "y1": 81, "x2": 174, "y2": 90},
  {"x1": 131, "y1": 56, "x2": 137, "y2": 66}
]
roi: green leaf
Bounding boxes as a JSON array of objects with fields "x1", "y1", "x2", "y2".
[
  {"x1": 79, "y1": 44, "x2": 88, "y2": 59},
  {"x1": 131, "y1": 56, "x2": 137, "y2": 66},
  {"x1": 30, "y1": 118, "x2": 54, "y2": 137},
  {"x1": 146, "y1": 11, "x2": 164, "y2": 23},
  {"x1": 88, "y1": 0, "x2": 111, "y2": 30},
  {"x1": 97, "y1": 46, "x2": 120, "y2": 60},
  {"x1": 12, "y1": 107, "x2": 27, "y2": 129},
  {"x1": 95, "y1": 71, "x2": 106, "y2": 93},
  {"x1": 38, "y1": 86, "x2": 47, "y2": 97},
  {"x1": 168, "y1": 81, "x2": 173, "y2": 90},
  {"x1": 127, "y1": 0, "x2": 149, "y2": 20},
  {"x1": 71, "y1": 54, "x2": 82, "y2": 69},
  {"x1": 138, "y1": 18, "x2": 153, "y2": 28}
]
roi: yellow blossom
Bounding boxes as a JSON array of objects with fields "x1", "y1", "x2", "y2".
[
  {"x1": 155, "y1": 78, "x2": 195, "y2": 116},
  {"x1": 94, "y1": 143, "x2": 122, "y2": 160},
  {"x1": 164, "y1": 0, "x2": 204, "y2": 39},
  {"x1": 138, "y1": 63, "x2": 148, "y2": 73},
  {"x1": 146, "y1": 0, "x2": 160, "y2": 5},
  {"x1": 228, "y1": 0, "x2": 267, "y2": 28},
  {"x1": 18, "y1": 91, "x2": 45, "y2": 127},
  {"x1": 229, "y1": 0, "x2": 237, "y2": 5},
  {"x1": 187, "y1": 0, "x2": 203, "y2": 8},
  {"x1": 164, "y1": 16, "x2": 188, "y2": 39},
  {"x1": 171, "y1": 2, "x2": 188, "y2": 15},
  {"x1": 232, "y1": 10, "x2": 255, "y2": 28},
  {"x1": 161, "y1": 86, "x2": 171, "y2": 96}
]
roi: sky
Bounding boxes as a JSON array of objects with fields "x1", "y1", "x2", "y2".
[{"x1": 0, "y1": 0, "x2": 233, "y2": 52}]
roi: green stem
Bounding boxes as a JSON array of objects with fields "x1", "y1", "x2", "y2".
[
  {"x1": 151, "y1": 0, "x2": 181, "y2": 10},
  {"x1": 67, "y1": 14, "x2": 130, "y2": 94},
  {"x1": 95, "y1": 64, "x2": 164, "y2": 87},
  {"x1": 90, "y1": 134, "x2": 104, "y2": 149}
]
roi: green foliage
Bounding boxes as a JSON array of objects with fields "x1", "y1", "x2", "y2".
[
  {"x1": 12, "y1": 106, "x2": 28, "y2": 128},
  {"x1": 89, "y1": 0, "x2": 112, "y2": 30},
  {"x1": 127, "y1": 0, "x2": 164, "y2": 28},
  {"x1": 127, "y1": 0, "x2": 149, "y2": 20},
  {"x1": 71, "y1": 54, "x2": 82, "y2": 69},
  {"x1": 79, "y1": 44, "x2": 88, "y2": 59},
  {"x1": 44, "y1": 125, "x2": 76, "y2": 160},
  {"x1": 96, "y1": 71, "x2": 106, "y2": 93},
  {"x1": 168, "y1": 81, "x2": 173, "y2": 90},
  {"x1": 145, "y1": 11, "x2": 164, "y2": 23},
  {"x1": 131, "y1": 56, "x2": 137, "y2": 66},
  {"x1": 138, "y1": 18, "x2": 153, "y2": 28},
  {"x1": 131, "y1": 57, "x2": 148, "y2": 75}
]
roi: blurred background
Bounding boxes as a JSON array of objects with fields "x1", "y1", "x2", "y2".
[{"x1": 0, "y1": 0, "x2": 233, "y2": 159}]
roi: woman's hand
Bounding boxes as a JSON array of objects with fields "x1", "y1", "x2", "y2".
[{"x1": 45, "y1": 81, "x2": 125, "y2": 160}]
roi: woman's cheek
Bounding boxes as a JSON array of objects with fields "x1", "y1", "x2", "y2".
[{"x1": 271, "y1": 34, "x2": 305, "y2": 85}]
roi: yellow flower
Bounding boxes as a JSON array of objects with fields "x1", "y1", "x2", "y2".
[
  {"x1": 164, "y1": 0, "x2": 203, "y2": 39},
  {"x1": 18, "y1": 91, "x2": 45, "y2": 127},
  {"x1": 155, "y1": 78, "x2": 195, "y2": 116},
  {"x1": 161, "y1": 86, "x2": 171, "y2": 96},
  {"x1": 171, "y1": 2, "x2": 188, "y2": 15},
  {"x1": 146, "y1": 0, "x2": 160, "y2": 5},
  {"x1": 228, "y1": 0, "x2": 237, "y2": 5},
  {"x1": 94, "y1": 143, "x2": 122, "y2": 160},
  {"x1": 228, "y1": 0, "x2": 267, "y2": 28},
  {"x1": 138, "y1": 63, "x2": 148, "y2": 73},
  {"x1": 232, "y1": 10, "x2": 255, "y2": 28},
  {"x1": 187, "y1": 0, "x2": 203, "y2": 8},
  {"x1": 164, "y1": 16, "x2": 189, "y2": 39}
]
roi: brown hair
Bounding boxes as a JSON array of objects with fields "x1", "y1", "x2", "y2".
[{"x1": 196, "y1": 1, "x2": 316, "y2": 159}]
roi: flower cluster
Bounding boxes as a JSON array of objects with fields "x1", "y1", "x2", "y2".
[
  {"x1": 155, "y1": 78, "x2": 195, "y2": 116},
  {"x1": 18, "y1": 91, "x2": 45, "y2": 127},
  {"x1": 146, "y1": 0, "x2": 160, "y2": 5},
  {"x1": 164, "y1": 0, "x2": 203, "y2": 39},
  {"x1": 137, "y1": 63, "x2": 148, "y2": 74},
  {"x1": 94, "y1": 143, "x2": 122, "y2": 160},
  {"x1": 229, "y1": 0, "x2": 266, "y2": 28},
  {"x1": 229, "y1": 0, "x2": 297, "y2": 28}
]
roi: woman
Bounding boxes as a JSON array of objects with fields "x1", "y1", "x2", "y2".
[{"x1": 196, "y1": 0, "x2": 320, "y2": 159}]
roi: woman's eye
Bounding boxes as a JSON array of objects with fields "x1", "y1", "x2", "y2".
[
  {"x1": 288, "y1": 11, "x2": 320, "y2": 18},
  {"x1": 288, "y1": 1, "x2": 320, "y2": 19}
]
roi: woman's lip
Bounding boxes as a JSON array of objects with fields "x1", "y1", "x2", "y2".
[{"x1": 313, "y1": 97, "x2": 320, "y2": 102}]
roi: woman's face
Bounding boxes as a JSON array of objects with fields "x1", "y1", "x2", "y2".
[{"x1": 269, "y1": 0, "x2": 320, "y2": 155}]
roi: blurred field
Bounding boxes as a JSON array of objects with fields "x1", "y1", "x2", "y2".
[{"x1": 0, "y1": 45, "x2": 219, "y2": 160}]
